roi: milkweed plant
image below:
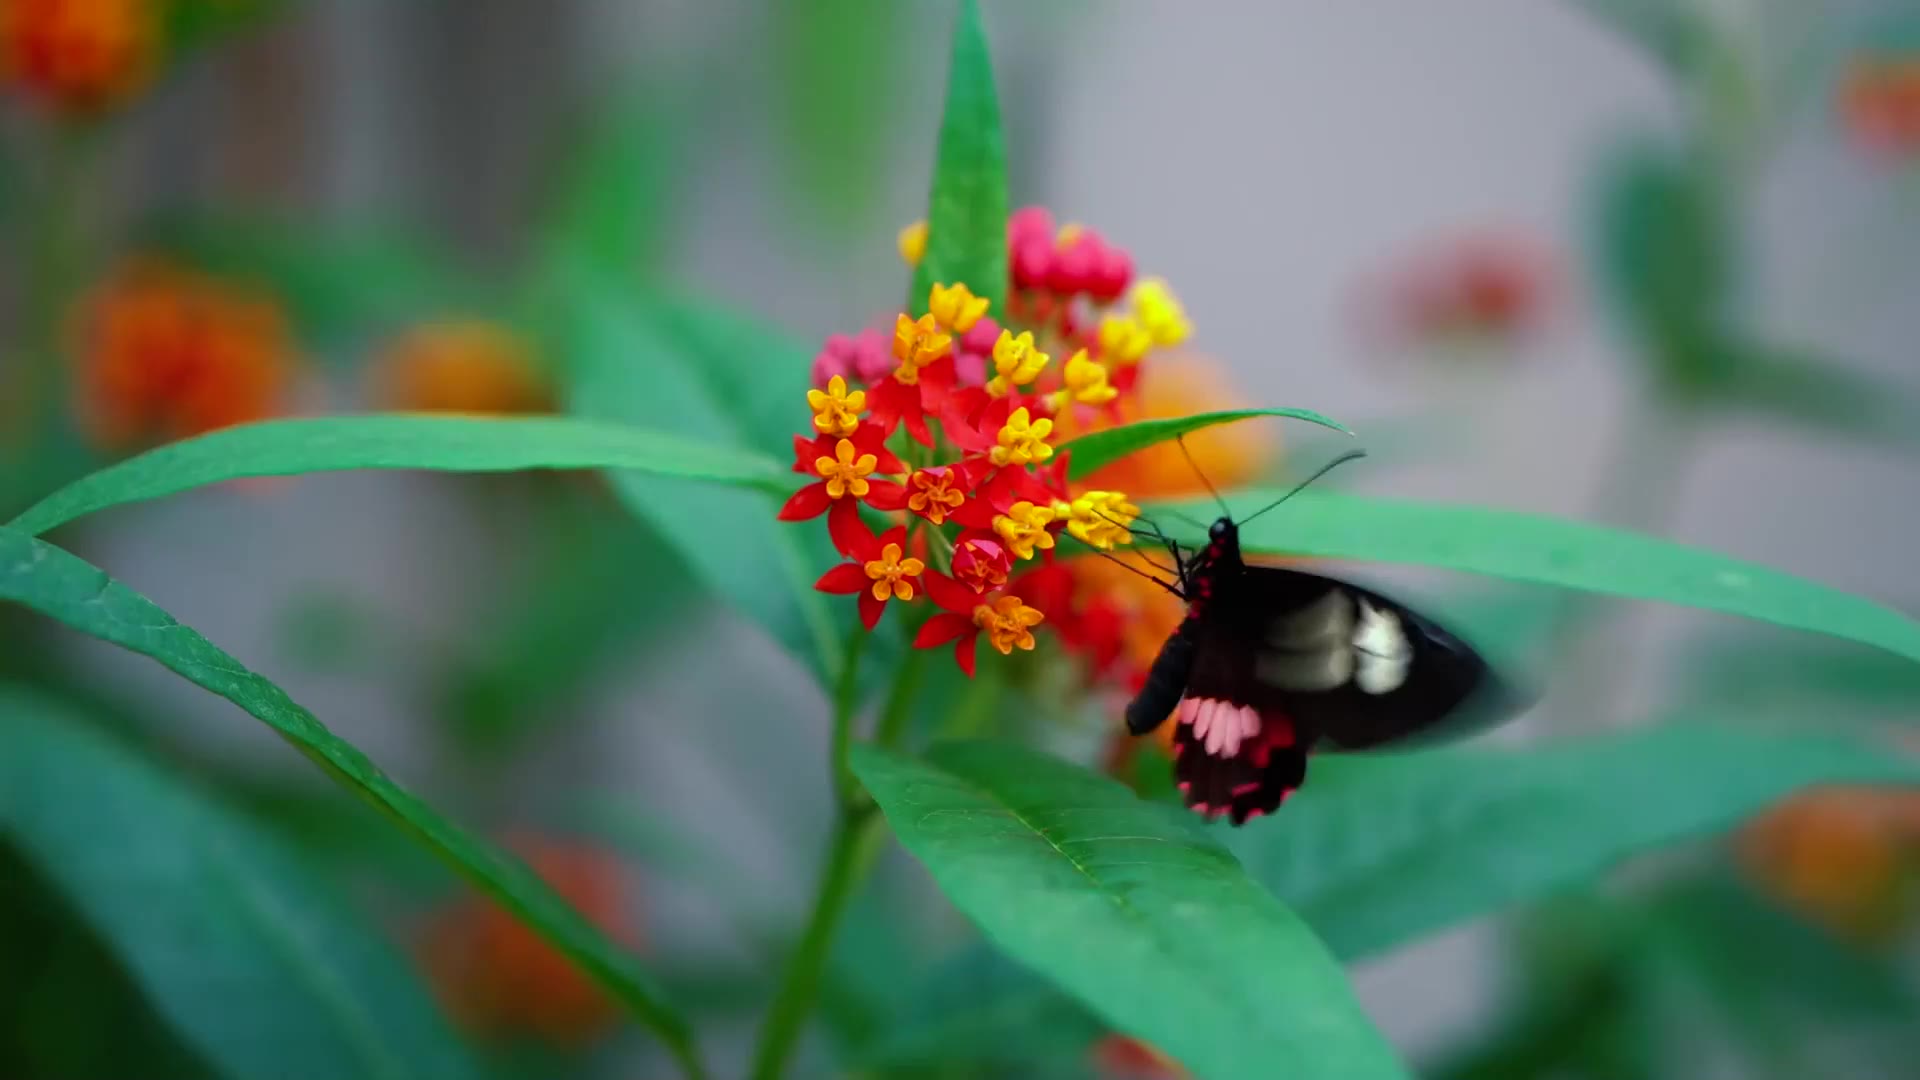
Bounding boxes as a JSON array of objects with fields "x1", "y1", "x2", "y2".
[{"x1": 2, "y1": 2, "x2": 1919, "y2": 1079}]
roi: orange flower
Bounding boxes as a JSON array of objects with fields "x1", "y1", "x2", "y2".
[
  {"x1": 1737, "y1": 786, "x2": 1920, "y2": 944},
  {"x1": 418, "y1": 834, "x2": 639, "y2": 1046},
  {"x1": 71, "y1": 260, "x2": 298, "y2": 450},
  {"x1": 1091, "y1": 1034, "x2": 1189, "y2": 1079},
  {"x1": 0, "y1": 0, "x2": 159, "y2": 113},
  {"x1": 1838, "y1": 50, "x2": 1920, "y2": 160},
  {"x1": 374, "y1": 320, "x2": 552, "y2": 415}
]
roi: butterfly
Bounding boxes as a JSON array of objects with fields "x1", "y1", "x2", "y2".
[{"x1": 1112, "y1": 450, "x2": 1519, "y2": 825}]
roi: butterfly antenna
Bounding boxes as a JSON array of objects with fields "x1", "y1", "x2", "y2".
[
  {"x1": 1177, "y1": 435, "x2": 1232, "y2": 520},
  {"x1": 1092, "y1": 510, "x2": 1181, "y2": 579},
  {"x1": 1236, "y1": 448, "x2": 1368, "y2": 528},
  {"x1": 1065, "y1": 536, "x2": 1186, "y2": 598}
]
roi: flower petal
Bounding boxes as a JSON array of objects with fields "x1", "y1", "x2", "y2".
[
  {"x1": 914, "y1": 611, "x2": 974, "y2": 648},
  {"x1": 864, "y1": 479, "x2": 908, "y2": 511},
  {"x1": 814, "y1": 562, "x2": 871, "y2": 594},
  {"x1": 777, "y1": 482, "x2": 831, "y2": 521},
  {"x1": 925, "y1": 569, "x2": 983, "y2": 612},
  {"x1": 827, "y1": 497, "x2": 876, "y2": 558},
  {"x1": 954, "y1": 634, "x2": 978, "y2": 678},
  {"x1": 858, "y1": 589, "x2": 887, "y2": 630}
]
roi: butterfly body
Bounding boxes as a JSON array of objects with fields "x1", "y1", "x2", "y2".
[{"x1": 1127, "y1": 516, "x2": 1510, "y2": 825}]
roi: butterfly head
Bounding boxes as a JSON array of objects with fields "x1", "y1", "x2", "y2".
[{"x1": 1203, "y1": 516, "x2": 1241, "y2": 568}]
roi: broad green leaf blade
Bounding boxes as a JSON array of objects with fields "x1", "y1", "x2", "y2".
[
  {"x1": 8, "y1": 414, "x2": 790, "y2": 537},
  {"x1": 0, "y1": 528, "x2": 706, "y2": 1077},
  {"x1": 909, "y1": 0, "x2": 1010, "y2": 312},
  {"x1": 560, "y1": 284, "x2": 844, "y2": 676},
  {"x1": 852, "y1": 740, "x2": 1409, "y2": 1080},
  {"x1": 1709, "y1": 342, "x2": 1920, "y2": 447},
  {"x1": 1675, "y1": 627, "x2": 1920, "y2": 717},
  {"x1": 0, "y1": 687, "x2": 479, "y2": 1080},
  {"x1": 1143, "y1": 488, "x2": 1920, "y2": 664},
  {"x1": 853, "y1": 942, "x2": 1105, "y2": 1071},
  {"x1": 1229, "y1": 724, "x2": 1920, "y2": 963},
  {"x1": 529, "y1": 86, "x2": 682, "y2": 282},
  {"x1": 1060, "y1": 408, "x2": 1351, "y2": 481}
]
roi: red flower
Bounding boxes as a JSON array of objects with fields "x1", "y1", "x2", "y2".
[
  {"x1": 914, "y1": 570, "x2": 1047, "y2": 677},
  {"x1": 951, "y1": 532, "x2": 1012, "y2": 593},
  {"x1": 815, "y1": 525, "x2": 926, "y2": 630}
]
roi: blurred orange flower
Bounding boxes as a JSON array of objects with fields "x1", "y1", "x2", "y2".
[
  {"x1": 418, "y1": 834, "x2": 639, "y2": 1046},
  {"x1": 1091, "y1": 1034, "x2": 1189, "y2": 1079},
  {"x1": 373, "y1": 320, "x2": 552, "y2": 415},
  {"x1": 1738, "y1": 786, "x2": 1920, "y2": 944},
  {"x1": 71, "y1": 259, "x2": 298, "y2": 450},
  {"x1": 0, "y1": 0, "x2": 159, "y2": 113},
  {"x1": 1354, "y1": 229, "x2": 1556, "y2": 358},
  {"x1": 1838, "y1": 51, "x2": 1920, "y2": 160}
]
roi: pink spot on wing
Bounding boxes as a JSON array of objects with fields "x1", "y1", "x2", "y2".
[
  {"x1": 1189, "y1": 801, "x2": 1211, "y2": 814},
  {"x1": 1242, "y1": 808, "x2": 1266, "y2": 822},
  {"x1": 1231, "y1": 782, "x2": 1260, "y2": 797}
]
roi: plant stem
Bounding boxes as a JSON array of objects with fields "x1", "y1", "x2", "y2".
[
  {"x1": 871, "y1": 645, "x2": 929, "y2": 748},
  {"x1": 745, "y1": 802, "x2": 883, "y2": 1080},
  {"x1": 829, "y1": 624, "x2": 870, "y2": 806}
]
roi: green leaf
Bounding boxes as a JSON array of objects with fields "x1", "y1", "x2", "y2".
[
  {"x1": 140, "y1": 210, "x2": 483, "y2": 347},
  {"x1": 1060, "y1": 408, "x2": 1351, "y2": 482},
  {"x1": 852, "y1": 942, "x2": 1105, "y2": 1071},
  {"x1": 1708, "y1": 342, "x2": 1920, "y2": 446},
  {"x1": 7, "y1": 414, "x2": 791, "y2": 538},
  {"x1": 0, "y1": 528, "x2": 707, "y2": 1076},
  {"x1": 771, "y1": 0, "x2": 911, "y2": 238},
  {"x1": 529, "y1": 86, "x2": 682, "y2": 282},
  {"x1": 1141, "y1": 487, "x2": 1920, "y2": 664},
  {"x1": 1675, "y1": 627, "x2": 1920, "y2": 717},
  {"x1": 0, "y1": 685, "x2": 479, "y2": 1080},
  {"x1": 1590, "y1": 138, "x2": 1732, "y2": 393},
  {"x1": 909, "y1": 0, "x2": 1010, "y2": 313},
  {"x1": 852, "y1": 740, "x2": 1409, "y2": 1080},
  {"x1": 1228, "y1": 724, "x2": 1920, "y2": 963},
  {"x1": 560, "y1": 284, "x2": 845, "y2": 676},
  {"x1": 1565, "y1": 0, "x2": 1712, "y2": 77}
]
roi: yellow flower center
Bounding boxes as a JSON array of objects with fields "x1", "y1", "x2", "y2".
[
  {"x1": 972, "y1": 595, "x2": 1045, "y2": 655},
  {"x1": 814, "y1": 437, "x2": 877, "y2": 499},
  {"x1": 986, "y1": 330, "x2": 1050, "y2": 397},
  {"x1": 928, "y1": 282, "x2": 991, "y2": 333},
  {"x1": 992, "y1": 500, "x2": 1056, "y2": 560},
  {"x1": 988, "y1": 406, "x2": 1054, "y2": 468},
  {"x1": 863, "y1": 542, "x2": 925, "y2": 602},
  {"x1": 1061, "y1": 348, "x2": 1118, "y2": 406},
  {"x1": 1065, "y1": 490, "x2": 1140, "y2": 550},
  {"x1": 907, "y1": 470, "x2": 966, "y2": 524},
  {"x1": 806, "y1": 375, "x2": 866, "y2": 437}
]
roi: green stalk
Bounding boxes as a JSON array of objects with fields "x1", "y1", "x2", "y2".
[
  {"x1": 871, "y1": 645, "x2": 929, "y2": 749},
  {"x1": 829, "y1": 624, "x2": 870, "y2": 805}
]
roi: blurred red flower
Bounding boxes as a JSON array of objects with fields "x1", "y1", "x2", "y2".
[{"x1": 0, "y1": 0, "x2": 158, "y2": 113}]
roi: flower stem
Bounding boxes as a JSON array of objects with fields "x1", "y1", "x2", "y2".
[
  {"x1": 829, "y1": 624, "x2": 870, "y2": 806},
  {"x1": 871, "y1": 645, "x2": 930, "y2": 748},
  {"x1": 745, "y1": 798, "x2": 884, "y2": 1080}
]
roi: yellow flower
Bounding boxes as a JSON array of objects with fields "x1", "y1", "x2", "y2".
[
  {"x1": 1065, "y1": 490, "x2": 1139, "y2": 550},
  {"x1": 907, "y1": 468, "x2": 966, "y2": 525},
  {"x1": 891, "y1": 313, "x2": 951, "y2": 384},
  {"x1": 992, "y1": 500, "x2": 1056, "y2": 560},
  {"x1": 863, "y1": 542, "x2": 925, "y2": 602},
  {"x1": 989, "y1": 406, "x2": 1054, "y2": 468},
  {"x1": 973, "y1": 594, "x2": 1045, "y2": 654},
  {"x1": 987, "y1": 330, "x2": 1050, "y2": 397},
  {"x1": 928, "y1": 282, "x2": 990, "y2": 333},
  {"x1": 898, "y1": 220, "x2": 928, "y2": 266},
  {"x1": 1131, "y1": 279, "x2": 1192, "y2": 346},
  {"x1": 1097, "y1": 315, "x2": 1152, "y2": 367},
  {"x1": 814, "y1": 438, "x2": 877, "y2": 500},
  {"x1": 806, "y1": 374, "x2": 865, "y2": 437},
  {"x1": 1060, "y1": 348, "x2": 1118, "y2": 407}
]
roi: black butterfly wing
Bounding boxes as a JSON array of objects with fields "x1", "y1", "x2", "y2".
[
  {"x1": 1237, "y1": 566, "x2": 1507, "y2": 752},
  {"x1": 1154, "y1": 566, "x2": 1512, "y2": 825}
]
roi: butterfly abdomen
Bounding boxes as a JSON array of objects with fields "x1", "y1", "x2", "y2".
[{"x1": 1125, "y1": 617, "x2": 1197, "y2": 735}]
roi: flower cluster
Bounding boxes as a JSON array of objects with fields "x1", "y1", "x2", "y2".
[
  {"x1": 1838, "y1": 48, "x2": 1920, "y2": 161},
  {"x1": 782, "y1": 207, "x2": 1205, "y2": 676},
  {"x1": 0, "y1": 0, "x2": 159, "y2": 113},
  {"x1": 71, "y1": 259, "x2": 299, "y2": 450}
]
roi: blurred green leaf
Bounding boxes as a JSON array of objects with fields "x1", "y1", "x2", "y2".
[
  {"x1": 1060, "y1": 407, "x2": 1351, "y2": 481},
  {"x1": 1590, "y1": 138, "x2": 1732, "y2": 395},
  {"x1": 772, "y1": 0, "x2": 908, "y2": 236},
  {"x1": 165, "y1": 0, "x2": 288, "y2": 57},
  {"x1": 1228, "y1": 723, "x2": 1920, "y2": 962},
  {"x1": 0, "y1": 846, "x2": 213, "y2": 1079},
  {"x1": 852, "y1": 740, "x2": 1410, "y2": 1080},
  {"x1": 140, "y1": 211, "x2": 484, "y2": 348},
  {"x1": 0, "y1": 529, "x2": 707, "y2": 1076},
  {"x1": 7, "y1": 414, "x2": 791, "y2": 537},
  {"x1": 559, "y1": 283, "x2": 844, "y2": 677},
  {"x1": 1675, "y1": 626, "x2": 1920, "y2": 716},
  {"x1": 852, "y1": 942, "x2": 1105, "y2": 1072},
  {"x1": 0, "y1": 685, "x2": 479, "y2": 1080},
  {"x1": 1143, "y1": 487, "x2": 1920, "y2": 664},
  {"x1": 1565, "y1": 0, "x2": 1711, "y2": 76},
  {"x1": 1707, "y1": 341, "x2": 1920, "y2": 445},
  {"x1": 529, "y1": 87, "x2": 681, "y2": 283},
  {"x1": 909, "y1": 0, "x2": 1010, "y2": 313}
]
